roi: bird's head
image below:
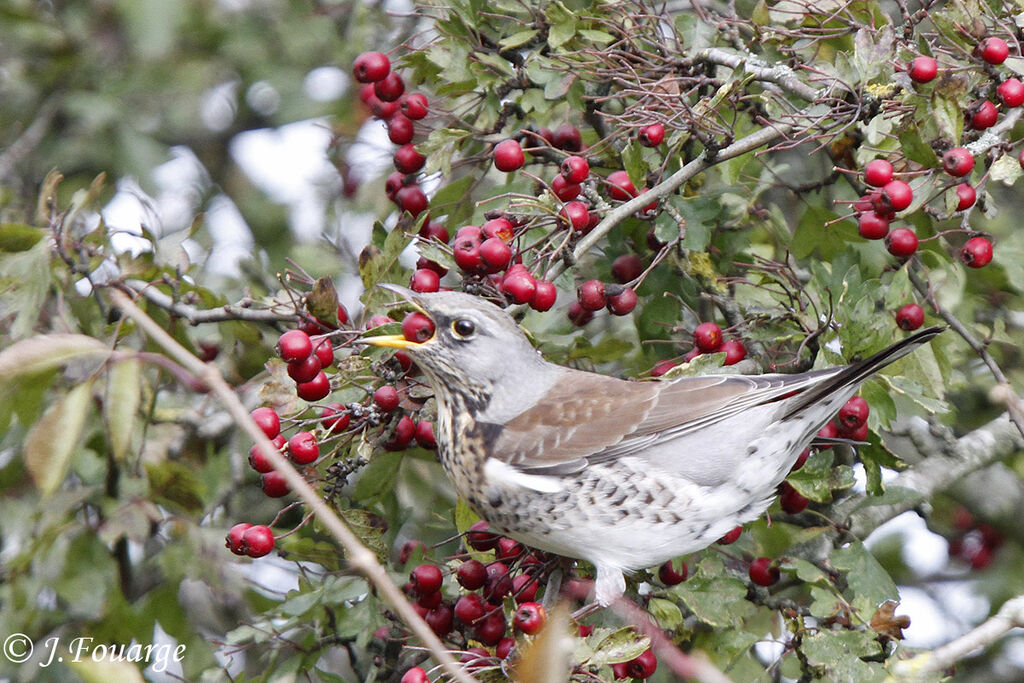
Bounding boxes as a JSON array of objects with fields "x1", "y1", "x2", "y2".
[{"x1": 362, "y1": 284, "x2": 546, "y2": 409}]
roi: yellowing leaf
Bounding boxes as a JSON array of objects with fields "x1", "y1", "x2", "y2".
[
  {"x1": 0, "y1": 334, "x2": 109, "y2": 382},
  {"x1": 68, "y1": 655, "x2": 146, "y2": 683},
  {"x1": 24, "y1": 381, "x2": 93, "y2": 496},
  {"x1": 106, "y1": 358, "x2": 141, "y2": 461}
]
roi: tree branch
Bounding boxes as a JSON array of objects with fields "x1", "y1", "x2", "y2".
[
  {"x1": 121, "y1": 279, "x2": 300, "y2": 326},
  {"x1": 106, "y1": 288, "x2": 477, "y2": 683},
  {"x1": 0, "y1": 95, "x2": 61, "y2": 183}
]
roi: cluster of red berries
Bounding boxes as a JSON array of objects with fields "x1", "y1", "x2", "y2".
[
  {"x1": 225, "y1": 522, "x2": 275, "y2": 558},
  {"x1": 948, "y1": 506, "x2": 1004, "y2": 570},
  {"x1": 611, "y1": 648, "x2": 658, "y2": 679},
  {"x1": 651, "y1": 321, "x2": 747, "y2": 377},
  {"x1": 568, "y1": 280, "x2": 638, "y2": 324},
  {"x1": 817, "y1": 394, "x2": 871, "y2": 444},
  {"x1": 353, "y1": 51, "x2": 433, "y2": 217},
  {"x1": 276, "y1": 306, "x2": 349, "y2": 401}
]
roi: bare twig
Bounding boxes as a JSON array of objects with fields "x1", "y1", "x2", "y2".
[
  {"x1": 121, "y1": 279, "x2": 300, "y2": 326},
  {"x1": 106, "y1": 288, "x2": 476, "y2": 683}
]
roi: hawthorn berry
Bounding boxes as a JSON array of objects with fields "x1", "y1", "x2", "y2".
[
  {"x1": 479, "y1": 237, "x2": 513, "y2": 271},
  {"x1": 568, "y1": 301, "x2": 594, "y2": 326},
  {"x1": 476, "y1": 611, "x2": 508, "y2": 646},
  {"x1": 410, "y1": 563, "x2": 443, "y2": 595},
  {"x1": 457, "y1": 559, "x2": 487, "y2": 590},
  {"x1": 514, "y1": 602, "x2": 547, "y2": 635},
  {"x1": 425, "y1": 603, "x2": 453, "y2": 636},
  {"x1": 287, "y1": 354, "x2": 322, "y2": 383},
  {"x1": 749, "y1": 557, "x2": 780, "y2": 586},
  {"x1": 638, "y1": 122, "x2": 665, "y2": 146},
  {"x1": 839, "y1": 396, "x2": 869, "y2": 430},
  {"x1": 373, "y1": 72, "x2": 405, "y2": 102},
  {"x1": 226, "y1": 523, "x2": 252, "y2": 555},
  {"x1": 718, "y1": 526, "x2": 742, "y2": 544},
  {"x1": 466, "y1": 521, "x2": 500, "y2": 551},
  {"x1": 606, "y1": 170, "x2": 637, "y2": 200},
  {"x1": 454, "y1": 593, "x2": 487, "y2": 625},
  {"x1": 841, "y1": 421, "x2": 869, "y2": 441},
  {"x1": 791, "y1": 448, "x2": 810, "y2": 472},
  {"x1": 997, "y1": 78, "x2": 1024, "y2": 108},
  {"x1": 493, "y1": 139, "x2": 525, "y2": 172},
  {"x1": 353, "y1": 51, "x2": 390, "y2": 83},
  {"x1": 779, "y1": 482, "x2": 810, "y2": 514},
  {"x1": 857, "y1": 211, "x2": 890, "y2": 240},
  {"x1": 374, "y1": 385, "x2": 401, "y2": 412},
  {"x1": 250, "y1": 407, "x2": 280, "y2": 439},
  {"x1": 896, "y1": 303, "x2": 925, "y2": 331},
  {"x1": 410, "y1": 268, "x2": 440, "y2": 293},
  {"x1": 400, "y1": 668, "x2": 428, "y2": 683},
  {"x1": 969, "y1": 100, "x2": 998, "y2": 130},
  {"x1": 611, "y1": 253, "x2": 643, "y2": 283},
  {"x1": 502, "y1": 269, "x2": 538, "y2": 305},
  {"x1": 287, "y1": 431, "x2": 320, "y2": 465},
  {"x1": 402, "y1": 312, "x2": 435, "y2": 343},
  {"x1": 482, "y1": 216, "x2": 514, "y2": 241},
  {"x1": 577, "y1": 280, "x2": 607, "y2": 311},
  {"x1": 560, "y1": 155, "x2": 590, "y2": 183},
  {"x1": 414, "y1": 420, "x2": 436, "y2": 449},
  {"x1": 395, "y1": 185, "x2": 429, "y2": 216},
  {"x1": 961, "y1": 236, "x2": 993, "y2": 268},
  {"x1": 881, "y1": 179, "x2": 913, "y2": 211},
  {"x1": 384, "y1": 415, "x2": 416, "y2": 451},
  {"x1": 955, "y1": 183, "x2": 977, "y2": 211},
  {"x1": 651, "y1": 360, "x2": 677, "y2": 377},
  {"x1": 625, "y1": 649, "x2": 658, "y2": 679},
  {"x1": 908, "y1": 56, "x2": 938, "y2": 83},
  {"x1": 278, "y1": 330, "x2": 312, "y2": 362},
  {"x1": 313, "y1": 338, "x2": 334, "y2": 368},
  {"x1": 321, "y1": 402, "x2": 350, "y2": 432},
  {"x1": 817, "y1": 421, "x2": 839, "y2": 443},
  {"x1": 484, "y1": 562, "x2": 514, "y2": 602},
  {"x1": 242, "y1": 525, "x2": 275, "y2": 558},
  {"x1": 260, "y1": 471, "x2": 290, "y2": 498},
  {"x1": 387, "y1": 115, "x2": 415, "y2": 145},
  {"x1": 863, "y1": 159, "x2": 893, "y2": 187},
  {"x1": 551, "y1": 124, "x2": 582, "y2": 151},
  {"x1": 942, "y1": 147, "x2": 974, "y2": 177},
  {"x1": 606, "y1": 286, "x2": 638, "y2": 315},
  {"x1": 720, "y1": 339, "x2": 747, "y2": 365},
  {"x1": 530, "y1": 280, "x2": 557, "y2": 311},
  {"x1": 296, "y1": 371, "x2": 330, "y2": 401},
  {"x1": 360, "y1": 84, "x2": 399, "y2": 119},
  {"x1": 551, "y1": 173, "x2": 581, "y2": 201},
  {"x1": 512, "y1": 573, "x2": 539, "y2": 603},
  {"x1": 980, "y1": 36, "x2": 1009, "y2": 65},
  {"x1": 560, "y1": 200, "x2": 590, "y2": 231},
  {"x1": 460, "y1": 648, "x2": 492, "y2": 672},
  {"x1": 393, "y1": 144, "x2": 426, "y2": 173},
  {"x1": 249, "y1": 434, "x2": 286, "y2": 473},
  {"x1": 693, "y1": 322, "x2": 723, "y2": 352},
  {"x1": 496, "y1": 637, "x2": 515, "y2": 660},
  {"x1": 886, "y1": 228, "x2": 919, "y2": 258},
  {"x1": 401, "y1": 93, "x2": 429, "y2": 119},
  {"x1": 658, "y1": 559, "x2": 688, "y2": 585}
]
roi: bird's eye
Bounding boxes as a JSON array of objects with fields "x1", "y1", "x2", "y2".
[{"x1": 452, "y1": 319, "x2": 476, "y2": 338}]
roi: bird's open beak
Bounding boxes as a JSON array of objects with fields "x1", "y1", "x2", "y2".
[{"x1": 360, "y1": 283, "x2": 433, "y2": 349}]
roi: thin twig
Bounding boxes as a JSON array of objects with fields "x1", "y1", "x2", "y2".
[
  {"x1": 121, "y1": 279, "x2": 300, "y2": 326},
  {"x1": 106, "y1": 288, "x2": 477, "y2": 683}
]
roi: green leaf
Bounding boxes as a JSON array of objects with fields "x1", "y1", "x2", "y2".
[
  {"x1": 578, "y1": 29, "x2": 615, "y2": 45},
  {"x1": 0, "y1": 223, "x2": 46, "y2": 252},
  {"x1": 106, "y1": 358, "x2": 141, "y2": 461},
  {"x1": 430, "y1": 175, "x2": 475, "y2": 211},
  {"x1": 831, "y1": 541, "x2": 898, "y2": 611},
  {"x1": 622, "y1": 141, "x2": 647, "y2": 191},
  {"x1": 800, "y1": 630, "x2": 886, "y2": 683},
  {"x1": 24, "y1": 380, "x2": 93, "y2": 496},
  {"x1": 545, "y1": 0, "x2": 578, "y2": 48},
  {"x1": 353, "y1": 451, "x2": 403, "y2": 502},
  {"x1": 897, "y1": 129, "x2": 938, "y2": 167},
  {"x1": 932, "y1": 93, "x2": 964, "y2": 142},
  {"x1": 648, "y1": 597, "x2": 684, "y2": 630},
  {"x1": 792, "y1": 205, "x2": 856, "y2": 259},
  {"x1": 671, "y1": 558, "x2": 756, "y2": 627},
  {"x1": 306, "y1": 276, "x2": 340, "y2": 324},
  {"x1": 0, "y1": 334, "x2": 110, "y2": 382},
  {"x1": 587, "y1": 627, "x2": 650, "y2": 666},
  {"x1": 499, "y1": 29, "x2": 539, "y2": 49},
  {"x1": 990, "y1": 152, "x2": 1023, "y2": 186}
]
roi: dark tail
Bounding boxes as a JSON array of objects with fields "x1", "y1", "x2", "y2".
[{"x1": 781, "y1": 326, "x2": 945, "y2": 420}]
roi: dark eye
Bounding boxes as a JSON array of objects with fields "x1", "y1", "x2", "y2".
[{"x1": 452, "y1": 319, "x2": 476, "y2": 338}]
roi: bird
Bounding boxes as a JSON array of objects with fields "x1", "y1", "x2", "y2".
[{"x1": 364, "y1": 284, "x2": 943, "y2": 606}]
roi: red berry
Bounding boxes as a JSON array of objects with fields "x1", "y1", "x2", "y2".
[
  {"x1": 374, "y1": 385, "x2": 400, "y2": 412},
  {"x1": 942, "y1": 147, "x2": 974, "y2": 177},
  {"x1": 791, "y1": 448, "x2": 810, "y2": 472},
  {"x1": 530, "y1": 280, "x2": 557, "y2": 311},
  {"x1": 658, "y1": 559, "x2": 688, "y2": 585},
  {"x1": 384, "y1": 415, "x2": 416, "y2": 451},
  {"x1": 693, "y1": 322, "x2": 723, "y2": 352},
  {"x1": 287, "y1": 354, "x2": 322, "y2": 383},
  {"x1": 638, "y1": 123, "x2": 665, "y2": 147},
  {"x1": 457, "y1": 559, "x2": 487, "y2": 590},
  {"x1": 496, "y1": 637, "x2": 515, "y2": 660},
  {"x1": 454, "y1": 593, "x2": 487, "y2": 624},
  {"x1": 611, "y1": 253, "x2": 643, "y2": 284},
  {"x1": 495, "y1": 537, "x2": 523, "y2": 562},
  {"x1": 475, "y1": 610, "x2": 508, "y2": 646},
  {"x1": 410, "y1": 268, "x2": 440, "y2": 293},
  {"x1": 841, "y1": 421, "x2": 869, "y2": 441},
  {"x1": 568, "y1": 301, "x2": 594, "y2": 326},
  {"x1": 402, "y1": 312, "x2": 435, "y2": 343},
  {"x1": 560, "y1": 155, "x2": 590, "y2": 183},
  {"x1": 493, "y1": 139, "x2": 525, "y2": 172},
  {"x1": 374, "y1": 72, "x2": 405, "y2": 102},
  {"x1": 857, "y1": 211, "x2": 890, "y2": 240},
  {"x1": 651, "y1": 359, "x2": 677, "y2": 377},
  {"x1": 863, "y1": 159, "x2": 893, "y2": 187},
  {"x1": 313, "y1": 338, "x2": 334, "y2": 368},
  {"x1": 296, "y1": 371, "x2": 330, "y2": 401},
  {"x1": 401, "y1": 93, "x2": 429, "y2": 120},
  {"x1": 366, "y1": 314, "x2": 394, "y2": 330},
  {"x1": 353, "y1": 52, "x2": 390, "y2": 83},
  {"x1": 410, "y1": 563, "x2": 443, "y2": 595},
  {"x1": 260, "y1": 471, "x2": 290, "y2": 498},
  {"x1": 749, "y1": 557, "x2": 780, "y2": 586},
  {"x1": 577, "y1": 280, "x2": 606, "y2": 311},
  {"x1": 560, "y1": 201, "x2": 590, "y2": 231},
  {"x1": 250, "y1": 407, "x2": 280, "y2": 439},
  {"x1": 881, "y1": 179, "x2": 913, "y2": 211},
  {"x1": 980, "y1": 36, "x2": 1009, "y2": 65},
  {"x1": 385, "y1": 112, "x2": 413, "y2": 144},
  {"x1": 460, "y1": 648, "x2": 492, "y2": 672},
  {"x1": 896, "y1": 303, "x2": 925, "y2": 331},
  {"x1": 226, "y1": 523, "x2": 252, "y2": 554},
  {"x1": 961, "y1": 236, "x2": 993, "y2": 268},
  {"x1": 481, "y1": 217, "x2": 515, "y2": 241},
  {"x1": 363, "y1": 88, "x2": 400, "y2": 119},
  {"x1": 839, "y1": 396, "x2": 870, "y2": 431},
  {"x1": 886, "y1": 228, "x2": 919, "y2": 258},
  {"x1": 720, "y1": 339, "x2": 746, "y2": 365},
  {"x1": 396, "y1": 185, "x2": 429, "y2": 216},
  {"x1": 414, "y1": 420, "x2": 436, "y2": 449},
  {"x1": 717, "y1": 526, "x2": 742, "y2": 545},
  {"x1": 626, "y1": 649, "x2": 658, "y2": 679},
  {"x1": 997, "y1": 78, "x2": 1024, "y2": 108},
  {"x1": 401, "y1": 667, "x2": 428, "y2": 683},
  {"x1": 551, "y1": 173, "x2": 581, "y2": 201},
  {"x1": 416, "y1": 257, "x2": 447, "y2": 277},
  {"x1": 817, "y1": 421, "x2": 839, "y2": 444},
  {"x1": 287, "y1": 431, "x2": 320, "y2": 465},
  {"x1": 249, "y1": 434, "x2": 286, "y2": 473},
  {"x1": 466, "y1": 521, "x2": 499, "y2": 551},
  {"x1": 426, "y1": 603, "x2": 453, "y2": 636},
  {"x1": 384, "y1": 172, "x2": 407, "y2": 200},
  {"x1": 512, "y1": 573, "x2": 539, "y2": 603},
  {"x1": 955, "y1": 183, "x2": 977, "y2": 211},
  {"x1": 419, "y1": 220, "x2": 449, "y2": 244},
  {"x1": 242, "y1": 525, "x2": 275, "y2": 558},
  {"x1": 453, "y1": 242, "x2": 484, "y2": 274},
  {"x1": 1020, "y1": 148, "x2": 1024, "y2": 171},
  {"x1": 322, "y1": 403, "x2": 350, "y2": 432},
  {"x1": 393, "y1": 144, "x2": 426, "y2": 174},
  {"x1": 779, "y1": 481, "x2": 810, "y2": 514},
  {"x1": 612, "y1": 662, "x2": 630, "y2": 680},
  {"x1": 484, "y1": 562, "x2": 513, "y2": 602},
  {"x1": 606, "y1": 170, "x2": 637, "y2": 200},
  {"x1": 969, "y1": 100, "x2": 998, "y2": 130},
  {"x1": 502, "y1": 270, "x2": 538, "y2": 305},
  {"x1": 551, "y1": 124, "x2": 581, "y2": 151},
  {"x1": 514, "y1": 602, "x2": 547, "y2": 635},
  {"x1": 605, "y1": 286, "x2": 638, "y2": 315},
  {"x1": 479, "y1": 236, "x2": 513, "y2": 271},
  {"x1": 908, "y1": 56, "x2": 938, "y2": 83},
  {"x1": 278, "y1": 330, "x2": 312, "y2": 362}
]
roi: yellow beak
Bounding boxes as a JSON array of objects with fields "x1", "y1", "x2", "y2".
[{"x1": 362, "y1": 334, "x2": 420, "y2": 349}]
